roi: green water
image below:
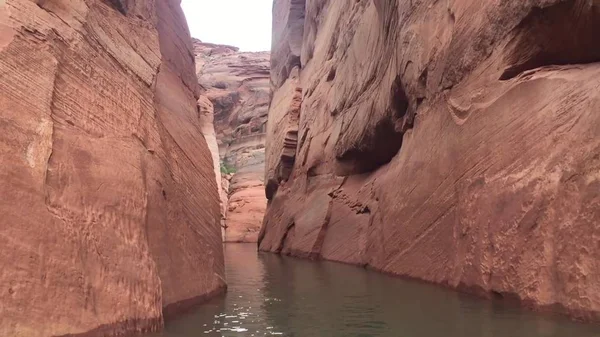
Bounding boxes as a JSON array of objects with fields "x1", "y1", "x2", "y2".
[{"x1": 152, "y1": 244, "x2": 600, "y2": 337}]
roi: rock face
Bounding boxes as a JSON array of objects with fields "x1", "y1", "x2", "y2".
[
  {"x1": 261, "y1": 0, "x2": 600, "y2": 321},
  {"x1": 194, "y1": 40, "x2": 270, "y2": 243},
  {"x1": 0, "y1": 1, "x2": 225, "y2": 336}
]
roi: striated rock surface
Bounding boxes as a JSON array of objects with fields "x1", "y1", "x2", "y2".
[
  {"x1": 197, "y1": 90, "x2": 227, "y2": 239},
  {"x1": 260, "y1": 0, "x2": 600, "y2": 321},
  {"x1": 0, "y1": 1, "x2": 224, "y2": 336},
  {"x1": 193, "y1": 40, "x2": 270, "y2": 243}
]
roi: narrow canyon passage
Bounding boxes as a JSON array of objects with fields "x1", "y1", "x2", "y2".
[
  {"x1": 1, "y1": 0, "x2": 600, "y2": 336},
  {"x1": 194, "y1": 40, "x2": 270, "y2": 243},
  {"x1": 151, "y1": 244, "x2": 600, "y2": 337}
]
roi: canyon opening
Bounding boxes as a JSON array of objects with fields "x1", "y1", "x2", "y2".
[{"x1": 1, "y1": 0, "x2": 600, "y2": 337}]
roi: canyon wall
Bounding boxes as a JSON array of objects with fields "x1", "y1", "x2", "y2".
[
  {"x1": 194, "y1": 40, "x2": 270, "y2": 243},
  {"x1": 261, "y1": 0, "x2": 600, "y2": 321},
  {"x1": 0, "y1": 1, "x2": 224, "y2": 336}
]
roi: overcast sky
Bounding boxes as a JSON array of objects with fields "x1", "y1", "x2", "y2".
[{"x1": 181, "y1": 0, "x2": 273, "y2": 52}]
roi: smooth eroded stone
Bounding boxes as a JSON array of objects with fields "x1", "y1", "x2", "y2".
[
  {"x1": 0, "y1": 0, "x2": 225, "y2": 336},
  {"x1": 260, "y1": 0, "x2": 600, "y2": 322}
]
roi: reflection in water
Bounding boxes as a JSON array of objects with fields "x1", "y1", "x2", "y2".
[{"x1": 152, "y1": 244, "x2": 600, "y2": 337}]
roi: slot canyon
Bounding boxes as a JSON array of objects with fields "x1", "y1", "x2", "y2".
[
  {"x1": 0, "y1": 0, "x2": 599, "y2": 336},
  {"x1": 194, "y1": 40, "x2": 270, "y2": 243}
]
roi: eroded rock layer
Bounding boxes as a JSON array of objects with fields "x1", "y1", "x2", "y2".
[
  {"x1": 260, "y1": 0, "x2": 600, "y2": 321},
  {"x1": 0, "y1": 1, "x2": 224, "y2": 336},
  {"x1": 194, "y1": 40, "x2": 270, "y2": 243}
]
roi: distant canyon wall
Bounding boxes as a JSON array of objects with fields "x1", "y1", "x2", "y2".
[
  {"x1": 260, "y1": 0, "x2": 600, "y2": 321},
  {"x1": 0, "y1": 1, "x2": 224, "y2": 336},
  {"x1": 194, "y1": 40, "x2": 270, "y2": 243}
]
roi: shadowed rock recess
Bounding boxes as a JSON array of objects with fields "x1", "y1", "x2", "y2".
[
  {"x1": 0, "y1": 0, "x2": 225, "y2": 336},
  {"x1": 194, "y1": 40, "x2": 270, "y2": 243},
  {"x1": 260, "y1": 0, "x2": 600, "y2": 321}
]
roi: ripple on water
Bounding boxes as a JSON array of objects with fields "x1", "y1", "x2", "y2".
[{"x1": 152, "y1": 244, "x2": 600, "y2": 337}]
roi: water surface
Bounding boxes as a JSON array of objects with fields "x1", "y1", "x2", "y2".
[{"x1": 152, "y1": 244, "x2": 600, "y2": 337}]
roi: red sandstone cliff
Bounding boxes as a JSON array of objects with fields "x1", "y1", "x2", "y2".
[
  {"x1": 0, "y1": 1, "x2": 224, "y2": 336},
  {"x1": 260, "y1": 0, "x2": 600, "y2": 321},
  {"x1": 193, "y1": 40, "x2": 270, "y2": 243}
]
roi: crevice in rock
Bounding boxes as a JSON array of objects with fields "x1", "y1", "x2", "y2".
[
  {"x1": 374, "y1": 0, "x2": 399, "y2": 41},
  {"x1": 391, "y1": 75, "x2": 409, "y2": 119},
  {"x1": 499, "y1": 0, "x2": 600, "y2": 80},
  {"x1": 418, "y1": 68, "x2": 428, "y2": 89},
  {"x1": 335, "y1": 75, "x2": 409, "y2": 174},
  {"x1": 275, "y1": 221, "x2": 296, "y2": 254},
  {"x1": 42, "y1": 56, "x2": 60, "y2": 220},
  {"x1": 301, "y1": 140, "x2": 312, "y2": 167},
  {"x1": 103, "y1": 0, "x2": 128, "y2": 15},
  {"x1": 356, "y1": 205, "x2": 370, "y2": 214},
  {"x1": 280, "y1": 56, "x2": 301, "y2": 84},
  {"x1": 265, "y1": 178, "x2": 279, "y2": 200},
  {"x1": 326, "y1": 67, "x2": 336, "y2": 82},
  {"x1": 336, "y1": 118, "x2": 404, "y2": 174},
  {"x1": 279, "y1": 129, "x2": 298, "y2": 180},
  {"x1": 298, "y1": 128, "x2": 310, "y2": 150}
]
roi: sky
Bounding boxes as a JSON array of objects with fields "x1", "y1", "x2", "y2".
[{"x1": 181, "y1": 0, "x2": 273, "y2": 52}]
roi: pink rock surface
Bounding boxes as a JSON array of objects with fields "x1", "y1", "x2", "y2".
[
  {"x1": 260, "y1": 0, "x2": 600, "y2": 321},
  {"x1": 0, "y1": 1, "x2": 224, "y2": 336}
]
